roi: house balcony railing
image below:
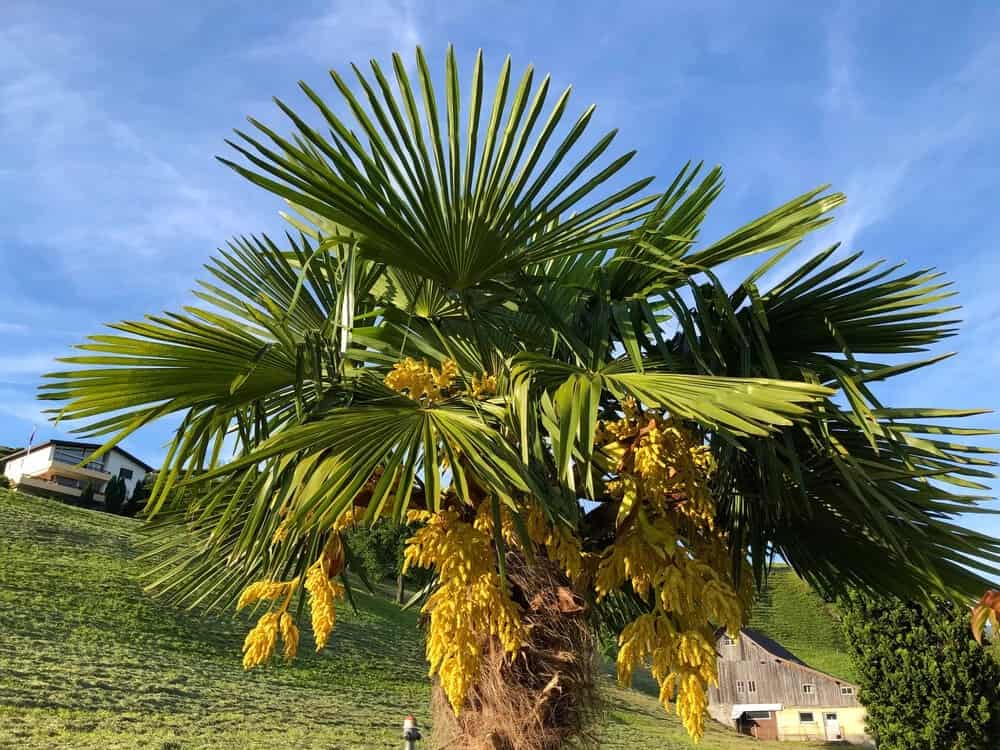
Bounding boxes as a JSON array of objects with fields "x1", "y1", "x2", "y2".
[
  {"x1": 24, "y1": 458, "x2": 111, "y2": 483},
  {"x1": 17, "y1": 475, "x2": 107, "y2": 501}
]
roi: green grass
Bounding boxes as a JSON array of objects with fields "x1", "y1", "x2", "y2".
[
  {"x1": 0, "y1": 490, "x2": 827, "y2": 749},
  {"x1": 748, "y1": 566, "x2": 857, "y2": 683}
]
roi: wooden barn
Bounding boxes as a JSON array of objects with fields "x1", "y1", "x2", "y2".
[{"x1": 707, "y1": 628, "x2": 873, "y2": 745}]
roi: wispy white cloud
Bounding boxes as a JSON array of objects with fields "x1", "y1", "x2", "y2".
[
  {"x1": 756, "y1": 4, "x2": 998, "y2": 292},
  {"x1": 0, "y1": 388, "x2": 49, "y2": 426},
  {"x1": 0, "y1": 22, "x2": 254, "y2": 297},
  {"x1": 251, "y1": 0, "x2": 421, "y2": 64},
  {"x1": 0, "y1": 353, "x2": 59, "y2": 377}
]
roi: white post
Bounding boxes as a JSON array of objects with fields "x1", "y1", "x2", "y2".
[
  {"x1": 17, "y1": 425, "x2": 36, "y2": 484},
  {"x1": 402, "y1": 715, "x2": 421, "y2": 749}
]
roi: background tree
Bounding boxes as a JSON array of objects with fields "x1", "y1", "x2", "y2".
[
  {"x1": 41, "y1": 47, "x2": 1000, "y2": 748},
  {"x1": 104, "y1": 476, "x2": 126, "y2": 515},
  {"x1": 124, "y1": 472, "x2": 154, "y2": 517},
  {"x1": 79, "y1": 481, "x2": 95, "y2": 506},
  {"x1": 842, "y1": 592, "x2": 1000, "y2": 750},
  {"x1": 343, "y1": 520, "x2": 414, "y2": 603}
]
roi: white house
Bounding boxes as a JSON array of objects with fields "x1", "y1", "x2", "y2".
[{"x1": 2, "y1": 439, "x2": 153, "y2": 503}]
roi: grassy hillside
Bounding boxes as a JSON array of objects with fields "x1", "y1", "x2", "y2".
[
  {"x1": 748, "y1": 566, "x2": 857, "y2": 683},
  {"x1": 0, "y1": 490, "x2": 826, "y2": 749}
]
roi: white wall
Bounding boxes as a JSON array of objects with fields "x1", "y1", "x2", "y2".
[
  {"x1": 104, "y1": 450, "x2": 148, "y2": 497},
  {"x1": 3, "y1": 445, "x2": 53, "y2": 483}
]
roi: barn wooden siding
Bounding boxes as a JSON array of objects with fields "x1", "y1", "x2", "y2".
[{"x1": 708, "y1": 633, "x2": 861, "y2": 708}]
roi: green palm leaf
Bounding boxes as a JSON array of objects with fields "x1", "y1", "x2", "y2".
[{"x1": 221, "y1": 45, "x2": 657, "y2": 291}]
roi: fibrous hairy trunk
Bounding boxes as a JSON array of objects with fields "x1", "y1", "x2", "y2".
[{"x1": 431, "y1": 553, "x2": 599, "y2": 750}]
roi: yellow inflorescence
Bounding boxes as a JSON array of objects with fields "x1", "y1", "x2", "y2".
[
  {"x1": 594, "y1": 399, "x2": 747, "y2": 741},
  {"x1": 304, "y1": 557, "x2": 345, "y2": 651},
  {"x1": 404, "y1": 508, "x2": 525, "y2": 712},
  {"x1": 242, "y1": 610, "x2": 282, "y2": 670},
  {"x1": 271, "y1": 518, "x2": 291, "y2": 545},
  {"x1": 305, "y1": 531, "x2": 348, "y2": 651},
  {"x1": 237, "y1": 578, "x2": 297, "y2": 611},
  {"x1": 385, "y1": 357, "x2": 499, "y2": 402},
  {"x1": 238, "y1": 527, "x2": 349, "y2": 669},
  {"x1": 519, "y1": 501, "x2": 585, "y2": 582},
  {"x1": 385, "y1": 357, "x2": 459, "y2": 403},
  {"x1": 279, "y1": 611, "x2": 300, "y2": 662},
  {"x1": 469, "y1": 373, "x2": 497, "y2": 399}
]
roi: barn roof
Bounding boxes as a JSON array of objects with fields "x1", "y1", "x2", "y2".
[
  {"x1": 717, "y1": 627, "x2": 859, "y2": 687},
  {"x1": 740, "y1": 628, "x2": 807, "y2": 665}
]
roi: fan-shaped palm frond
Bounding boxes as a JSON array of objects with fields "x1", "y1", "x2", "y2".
[{"x1": 223, "y1": 45, "x2": 658, "y2": 291}]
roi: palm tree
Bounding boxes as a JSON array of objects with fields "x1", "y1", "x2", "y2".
[{"x1": 43, "y1": 47, "x2": 999, "y2": 748}]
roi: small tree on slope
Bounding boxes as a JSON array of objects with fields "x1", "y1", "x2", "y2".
[{"x1": 842, "y1": 592, "x2": 1000, "y2": 750}]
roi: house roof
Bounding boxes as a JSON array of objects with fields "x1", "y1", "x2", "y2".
[
  {"x1": 740, "y1": 628, "x2": 807, "y2": 665},
  {"x1": 0, "y1": 439, "x2": 155, "y2": 472},
  {"x1": 720, "y1": 627, "x2": 859, "y2": 688}
]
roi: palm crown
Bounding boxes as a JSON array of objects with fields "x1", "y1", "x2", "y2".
[{"x1": 42, "y1": 47, "x2": 998, "y2": 742}]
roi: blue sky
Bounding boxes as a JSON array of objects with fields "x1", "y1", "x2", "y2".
[{"x1": 2, "y1": 1, "x2": 999, "y2": 538}]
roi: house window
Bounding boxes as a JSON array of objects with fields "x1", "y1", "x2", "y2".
[
  {"x1": 840, "y1": 686, "x2": 854, "y2": 696},
  {"x1": 745, "y1": 710, "x2": 771, "y2": 720},
  {"x1": 747, "y1": 680, "x2": 757, "y2": 694},
  {"x1": 54, "y1": 446, "x2": 105, "y2": 473},
  {"x1": 736, "y1": 680, "x2": 745, "y2": 692},
  {"x1": 798, "y1": 712, "x2": 815, "y2": 723},
  {"x1": 722, "y1": 635, "x2": 736, "y2": 646},
  {"x1": 118, "y1": 467, "x2": 134, "y2": 480},
  {"x1": 802, "y1": 683, "x2": 815, "y2": 694}
]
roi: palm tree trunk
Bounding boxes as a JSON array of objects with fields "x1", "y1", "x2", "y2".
[{"x1": 430, "y1": 553, "x2": 598, "y2": 750}]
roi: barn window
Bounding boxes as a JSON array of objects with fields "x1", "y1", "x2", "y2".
[
  {"x1": 798, "y1": 712, "x2": 815, "y2": 722},
  {"x1": 747, "y1": 680, "x2": 757, "y2": 693},
  {"x1": 802, "y1": 683, "x2": 815, "y2": 694},
  {"x1": 736, "y1": 680, "x2": 745, "y2": 692},
  {"x1": 840, "y1": 686, "x2": 854, "y2": 696},
  {"x1": 745, "y1": 711, "x2": 771, "y2": 720}
]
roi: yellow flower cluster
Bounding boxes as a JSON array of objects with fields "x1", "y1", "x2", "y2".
[
  {"x1": 304, "y1": 556, "x2": 345, "y2": 651},
  {"x1": 239, "y1": 577, "x2": 302, "y2": 669},
  {"x1": 271, "y1": 519, "x2": 290, "y2": 545},
  {"x1": 279, "y1": 611, "x2": 300, "y2": 662},
  {"x1": 238, "y1": 528, "x2": 348, "y2": 669},
  {"x1": 237, "y1": 578, "x2": 297, "y2": 611},
  {"x1": 469, "y1": 373, "x2": 497, "y2": 399},
  {"x1": 616, "y1": 613, "x2": 718, "y2": 733},
  {"x1": 594, "y1": 400, "x2": 746, "y2": 741},
  {"x1": 385, "y1": 357, "x2": 459, "y2": 403},
  {"x1": 242, "y1": 611, "x2": 282, "y2": 669},
  {"x1": 520, "y1": 501, "x2": 585, "y2": 582},
  {"x1": 305, "y1": 532, "x2": 347, "y2": 651},
  {"x1": 384, "y1": 357, "x2": 499, "y2": 402},
  {"x1": 598, "y1": 400, "x2": 717, "y2": 530},
  {"x1": 404, "y1": 508, "x2": 525, "y2": 712}
]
